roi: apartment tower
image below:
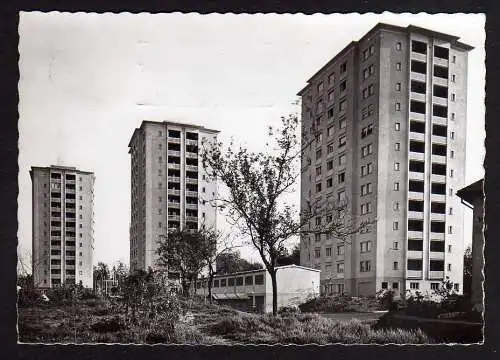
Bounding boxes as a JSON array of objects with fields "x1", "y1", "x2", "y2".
[
  {"x1": 128, "y1": 121, "x2": 219, "y2": 272},
  {"x1": 30, "y1": 165, "x2": 95, "y2": 288},
  {"x1": 298, "y1": 23, "x2": 472, "y2": 296}
]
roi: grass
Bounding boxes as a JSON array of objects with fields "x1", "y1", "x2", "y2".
[{"x1": 18, "y1": 297, "x2": 431, "y2": 344}]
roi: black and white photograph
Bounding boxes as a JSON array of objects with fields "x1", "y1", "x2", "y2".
[{"x1": 16, "y1": 12, "x2": 485, "y2": 345}]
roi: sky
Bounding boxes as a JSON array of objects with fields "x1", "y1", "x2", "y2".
[{"x1": 18, "y1": 12, "x2": 485, "y2": 269}]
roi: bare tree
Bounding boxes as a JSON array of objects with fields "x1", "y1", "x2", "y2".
[{"x1": 201, "y1": 115, "x2": 374, "y2": 315}]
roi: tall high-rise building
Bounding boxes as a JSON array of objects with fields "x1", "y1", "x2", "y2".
[
  {"x1": 297, "y1": 23, "x2": 473, "y2": 296},
  {"x1": 30, "y1": 165, "x2": 95, "y2": 288},
  {"x1": 128, "y1": 121, "x2": 219, "y2": 272}
]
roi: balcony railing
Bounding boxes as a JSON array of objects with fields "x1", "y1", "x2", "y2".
[
  {"x1": 407, "y1": 250, "x2": 423, "y2": 259},
  {"x1": 66, "y1": 198, "x2": 76, "y2": 204},
  {"x1": 186, "y1": 203, "x2": 198, "y2": 210},
  {"x1": 431, "y1": 154, "x2": 447, "y2": 165},
  {"x1": 186, "y1": 139, "x2": 198, "y2": 146},
  {"x1": 408, "y1": 171, "x2": 425, "y2": 181},
  {"x1": 407, "y1": 211, "x2": 424, "y2": 220},
  {"x1": 186, "y1": 178, "x2": 198, "y2": 185},
  {"x1": 430, "y1": 193, "x2": 446, "y2": 202},
  {"x1": 409, "y1": 151, "x2": 425, "y2": 162},
  {"x1": 429, "y1": 270, "x2": 444, "y2": 279},
  {"x1": 167, "y1": 201, "x2": 180, "y2": 208},
  {"x1": 168, "y1": 150, "x2": 181, "y2": 157},
  {"x1": 65, "y1": 188, "x2": 76, "y2": 194},
  {"x1": 186, "y1": 216, "x2": 198, "y2": 222},
  {"x1": 168, "y1": 215, "x2": 181, "y2": 221},
  {"x1": 186, "y1": 165, "x2": 198, "y2": 172},
  {"x1": 168, "y1": 163, "x2": 181, "y2": 170},
  {"x1": 409, "y1": 132, "x2": 425, "y2": 142},
  {"x1": 411, "y1": 52, "x2": 427, "y2": 63},
  {"x1": 409, "y1": 112, "x2": 426, "y2": 122},
  {"x1": 65, "y1": 179, "x2": 76, "y2": 185},
  {"x1": 429, "y1": 251, "x2": 445, "y2": 260},
  {"x1": 408, "y1": 191, "x2": 424, "y2": 201},
  {"x1": 432, "y1": 115, "x2": 448, "y2": 126},
  {"x1": 431, "y1": 213, "x2": 446, "y2": 222},
  {"x1": 186, "y1": 151, "x2": 198, "y2": 159},
  {"x1": 168, "y1": 189, "x2": 181, "y2": 196},
  {"x1": 432, "y1": 96, "x2": 447, "y2": 107},
  {"x1": 186, "y1": 190, "x2": 198, "y2": 197},
  {"x1": 410, "y1": 92, "x2": 426, "y2": 103},
  {"x1": 50, "y1": 207, "x2": 62, "y2": 213},
  {"x1": 168, "y1": 176, "x2": 180, "y2": 182},
  {"x1": 407, "y1": 270, "x2": 422, "y2": 279},
  {"x1": 168, "y1": 137, "x2": 181, "y2": 144},
  {"x1": 410, "y1": 71, "x2": 426, "y2": 83},
  {"x1": 433, "y1": 76, "x2": 448, "y2": 87},
  {"x1": 434, "y1": 57, "x2": 448, "y2": 67},
  {"x1": 430, "y1": 232, "x2": 445, "y2": 240},
  {"x1": 407, "y1": 230, "x2": 424, "y2": 239}
]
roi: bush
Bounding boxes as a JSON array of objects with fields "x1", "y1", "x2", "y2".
[
  {"x1": 298, "y1": 295, "x2": 356, "y2": 313},
  {"x1": 90, "y1": 316, "x2": 127, "y2": 333},
  {"x1": 278, "y1": 305, "x2": 300, "y2": 315},
  {"x1": 376, "y1": 289, "x2": 396, "y2": 310}
]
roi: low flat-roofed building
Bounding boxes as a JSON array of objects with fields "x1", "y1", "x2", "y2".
[{"x1": 207, "y1": 265, "x2": 320, "y2": 313}]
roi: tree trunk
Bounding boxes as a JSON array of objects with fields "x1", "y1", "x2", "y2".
[
  {"x1": 208, "y1": 272, "x2": 214, "y2": 305},
  {"x1": 270, "y1": 269, "x2": 278, "y2": 316}
]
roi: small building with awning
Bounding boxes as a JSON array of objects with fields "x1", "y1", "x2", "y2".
[{"x1": 207, "y1": 265, "x2": 320, "y2": 313}]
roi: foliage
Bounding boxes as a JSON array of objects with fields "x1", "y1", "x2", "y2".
[
  {"x1": 215, "y1": 250, "x2": 263, "y2": 274},
  {"x1": 94, "y1": 262, "x2": 110, "y2": 281},
  {"x1": 298, "y1": 295, "x2": 359, "y2": 313},
  {"x1": 276, "y1": 243, "x2": 300, "y2": 266},
  {"x1": 376, "y1": 289, "x2": 397, "y2": 310},
  {"x1": 463, "y1": 245, "x2": 473, "y2": 295},
  {"x1": 156, "y1": 229, "x2": 214, "y2": 296},
  {"x1": 208, "y1": 312, "x2": 431, "y2": 344},
  {"x1": 201, "y1": 115, "x2": 374, "y2": 315}
]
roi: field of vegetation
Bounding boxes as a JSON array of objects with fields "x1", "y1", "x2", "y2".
[{"x1": 18, "y1": 293, "x2": 432, "y2": 345}]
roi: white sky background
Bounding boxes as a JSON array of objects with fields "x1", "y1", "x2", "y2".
[{"x1": 18, "y1": 12, "x2": 485, "y2": 268}]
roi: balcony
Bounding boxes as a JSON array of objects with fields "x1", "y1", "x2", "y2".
[
  {"x1": 168, "y1": 189, "x2": 180, "y2": 196},
  {"x1": 407, "y1": 250, "x2": 423, "y2": 259},
  {"x1": 51, "y1": 236, "x2": 61, "y2": 241},
  {"x1": 168, "y1": 163, "x2": 181, "y2": 170},
  {"x1": 168, "y1": 137, "x2": 181, "y2": 144},
  {"x1": 408, "y1": 191, "x2": 424, "y2": 201},
  {"x1": 431, "y1": 174, "x2": 446, "y2": 184},
  {"x1": 51, "y1": 197, "x2": 61, "y2": 203},
  {"x1": 51, "y1": 255, "x2": 61, "y2": 260},
  {"x1": 407, "y1": 230, "x2": 423, "y2": 239},
  {"x1": 50, "y1": 177, "x2": 62, "y2": 183},
  {"x1": 186, "y1": 216, "x2": 198, "y2": 223},
  {"x1": 431, "y1": 154, "x2": 447, "y2": 165},
  {"x1": 186, "y1": 151, "x2": 198, "y2": 159},
  {"x1": 168, "y1": 176, "x2": 180, "y2": 182},
  {"x1": 186, "y1": 165, "x2": 198, "y2": 172},
  {"x1": 51, "y1": 265, "x2": 61, "y2": 270},
  {"x1": 186, "y1": 178, "x2": 198, "y2": 185},
  {"x1": 50, "y1": 207, "x2": 62, "y2": 213},
  {"x1": 51, "y1": 226, "x2": 61, "y2": 231},
  {"x1": 66, "y1": 198, "x2": 76, "y2": 204},
  {"x1": 51, "y1": 245, "x2": 61, "y2": 251},
  {"x1": 410, "y1": 71, "x2": 426, "y2": 83},
  {"x1": 431, "y1": 213, "x2": 446, "y2": 222},
  {"x1": 432, "y1": 96, "x2": 447, "y2": 107},
  {"x1": 186, "y1": 203, "x2": 198, "y2": 210},
  {"x1": 409, "y1": 151, "x2": 425, "y2": 162},
  {"x1": 434, "y1": 57, "x2": 449, "y2": 68},
  {"x1": 168, "y1": 150, "x2": 180, "y2": 157},
  {"x1": 410, "y1": 92, "x2": 426, "y2": 103},
  {"x1": 186, "y1": 190, "x2": 198, "y2": 197},
  {"x1": 429, "y1": 251, "x2": 445, "y2": 260},
  {"x1": 408, "y1": 211, "x2": 424, "y2": 220},
  {"x1": 409, "y1": 111, "x2": 426, "y2": 122},
  {"x1": 65, "y1": 264, "x2": 75, "y2": 270},
  {"x1": 65, "y1": 188, "x2": 76, "y2": 194},
  {"x1": 186, "y1": 139, "x2": 198, "y2": 147},
  {"x1": 65, "y1": 207, "x2": 76, "y2": 213},
  {"x1": 409, "y1": 132, "x2": 425, "y2": 142},
  {"x1": 168, "y1": 215, "x2": 180, "y2": 221},
  {"x1": 432, "y1": 115, "x2": 448, "y2": 126},
  {"x1": 167, "y1": 201, "x2": 180, "y2": 208},
  {"x1": 411, "y1": 52, "x2": 427, "y2": 63},
  {"x1": 407, "y1": 270, "x2": 422, "y2": 279},
  {"x1": 408, "y1": 171, "x2": 425, "y2": 181},
  {"x1": 430, "y1": 193, "x2": 446, "y2": 202},
  {"x1": 336, "y1": 272, "x2": 345, "y2": 279},
  {"x1": 433, "y1": 76, "x2": 448, "y2": 87},
  {"x1": 429, "y1": 270, "x2": 444, "y2": 279},
  {"x1": 65, "y1": 179, "x2": 76, "y2": 185},
  {"x1": 431, "y1": 135, "x2": 447, "y2": 145},
  {"x1": 430, "y1": 232, "x2": 445, "y2": 241}
]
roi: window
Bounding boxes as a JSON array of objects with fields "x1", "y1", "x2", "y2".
[
  {"x1": 394, "y1": 182, "x2": 400, "y2": 191},
  {"x1": 451, "y1": 112, "x2": 455, "y2": 121},
  {"x1": 361, "y1": 162, "x2": 373, "y2": 176},
  {"x1": 395, "y1": 142, "x2": 400, "y2": 151},
  {"x1": 316, "y1": 182, "x2": 322, "y2": 193},
  {"x1": 326, "y1": 247, "x2": 332, "y2": 257},
  {"x1": 315, "y1": 217, "x2": 322, "y2": 226},
  {"x1": 245, "y1": 276, "x2": 253, "y2": 285},
  {"x1": 381, "y1": 282, "x2": 388, "y2": 289},
  {"x1": 361, "y1": 124, "x2": 373, "y2": 138},
  {"x1": 327, "y1": 160, "x2": 333, "y2": 170},
  {"x1": 338, "y1": 135, "x2": 346, "y2": 148},
  {"x1": 449, "y1": 207, "x2": 453, "y2": 215},
  {"x1": 338, "y1": 172, "x2": 345, "y2": 183},
  {"x1": 338, "y1": 190, "x2": 346, "y2": 202},
  {"x1": 316, "y1": 149, "x2": 322, "y2": 160},
  {"x1": 448, "y1": 226, "x2": 453, "y2": 234},
  {"x1": 360, "y1": 260, "x2": 371, "y2": 272},
  {"x1": 393, "y1": 241, "x2": 399, "y2": 249},
  {"x1": 337, "y1": 245, "x2": 345, "y2": 255},
  {"x1": 362, "y1": 104, "x2": 375, "y2": 119},
  {"x1": 361, "y1": 144, "x2": 373, "y2": 157},
  {"x1": 412, "y1": 40, "x2": 427, "y2": 54},
  {"x1": 327, "y1": 126, "x2": 334, "y2": 137},
  {"x1": 158, "y1": 222, "x2": 162, "y2": 229},
  {"x1": 454, "y1": 283, "x2": 459, "y2": 292},
  {"x1": 393, "y1": 221, "x2": 399, "y2": 230},
  {"x1": 361, "y1": 183, "x2": 372, "y2": 196},
  {"x1": 411, "y1": 60, "x2": 426, "y2": 74},
  {"x1": 339, "y1": 118, "x2": 346, "y2": 129},
  {"x1": 339, "y1": 100, "x2": 347, "y2": 113},
  {"x1": 315, "y1": 248, "x2": 321, "y2": 258},
  {"x1": 360, "y1": 241, "x2": 372, "y2": 253},
  {"x1": 450, "y1": 169, "x2": 454, "y2": 178},
  {"x1": 316, "y1": 166, "x2": 322, "y2": 176},
  {"x1": 395, "y1": 102, "x2": 401, "y2": 111},
  {"x1": 340, "y1": 61, "x2": 347, "y2": 73},
  {"x1": 328, "y1": 73, "x2": 335, "y2": 84},
  {"x1": 338, "y1": 154, "x2": 346, "y2": 166},
  {"x1": 315, "y1": 233, "x2": 321, "y2": 242},
  {"x1": 393, "y1": 262, "x2": 399, "y2": 270},
  {"x1": 327, "y1": 177, "x2": 333, "y2": 188},
  {"x1": 396, "y1": 42, "x2": 402, "y2": 50},
  {"x1": 317, "y1": 100, "x2": 324, "y2": 113},
  {"x1": 410, "y1": 282, "x2": 420, "y2": 290},
  {"x1": 396, "y1": 82, "x2": 401, "y2": 91},
  {"x1": 452, "y1": 55, "x2": 456, "y2": 63},
  {"x1": 447, "y1": 263, "x2": 452, "y2": 271},
  {"x1": 451, "y1": 74, "x2": 456, "y2": 82},
  {"x1": 395, "y1": 123, "x2": 400, "y2": 131},
  {"x1": 448, "y1": 245, "x2": 452, "y2": 253},
  {"x1": 450, "y1": 131, "x2": 455, "y2": 139},
  {"x1": 337, "y1": 263, "x2": 345, "y2": 273},
  {"x1": 434, "y1": 45, "x2": 449, "y2": 59},
  {"x1": 396, "y1": 62, "x2": 401, "y2": 71},
  {"x1": 361, "y1": 202, "x2": 372, "y2": 214},
  {"x1": 328, "y1": 90, "x2": 334, "y2": 102},
  {"x1": 430, "y1": 282, "x2": 440, "y2": 290},
  {"x1": 228, "y1": 278, "x2": 235, "y2": 286},
  {"x1": 393, "y1": 202, "x2": 400, "y2": 211},
  {"x1": 394, "y1": 162, "x2": 400, "y2": 171},
  {"x1": 317, "y1": 82, "x2": 324, "y2": 93}
]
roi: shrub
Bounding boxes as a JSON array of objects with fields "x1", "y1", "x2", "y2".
[
  {"x1": 278, "y1": 305, "x2": 300, "y2": 315},
  {"x1": 298, "y1": 295, "x2": 356, "y2": 313},
  {"x1": 90, "y1": 316, "x2": 127, "y2": 333},
  {"x1": 376, "y1": 289, "x2": 396, "y2": 310}
]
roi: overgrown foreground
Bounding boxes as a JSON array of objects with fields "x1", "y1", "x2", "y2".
[{"x1": 18, "y1": 297, "x2": 431, "y2": 344}]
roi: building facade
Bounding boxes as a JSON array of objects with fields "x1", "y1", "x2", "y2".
[
  {"x1": 457, "y1": 179, "x2": 484, "y2": 311},
  {"x1": 298, "y1": 23, "x2": 472, "y2": 297},
  {"x1": 208, "y1": 265, "x2": 320, "y2": 313},
  {"x1": 128, "y1": 121, "x2": 219, "y2": 272},
  {"x1": 30, "y1": 165, "x2": 95, "y2": 288}
]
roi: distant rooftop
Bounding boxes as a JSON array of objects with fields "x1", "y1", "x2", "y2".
[
  {"x1": 456, "y1": 178, "x2": 484, "y2": 204},
  {"x1": 298, "y1": 22, "x2": 474, "y2": 95},
  {"x1": 30, "y1": 165, "x2": 94, "y2": 176},
  {"x1": 128, "y1": 120, "x2": 220, "y2": 148},
  {"x1": 212, "y1": 264, "x2": 320, "y2": 278}
]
